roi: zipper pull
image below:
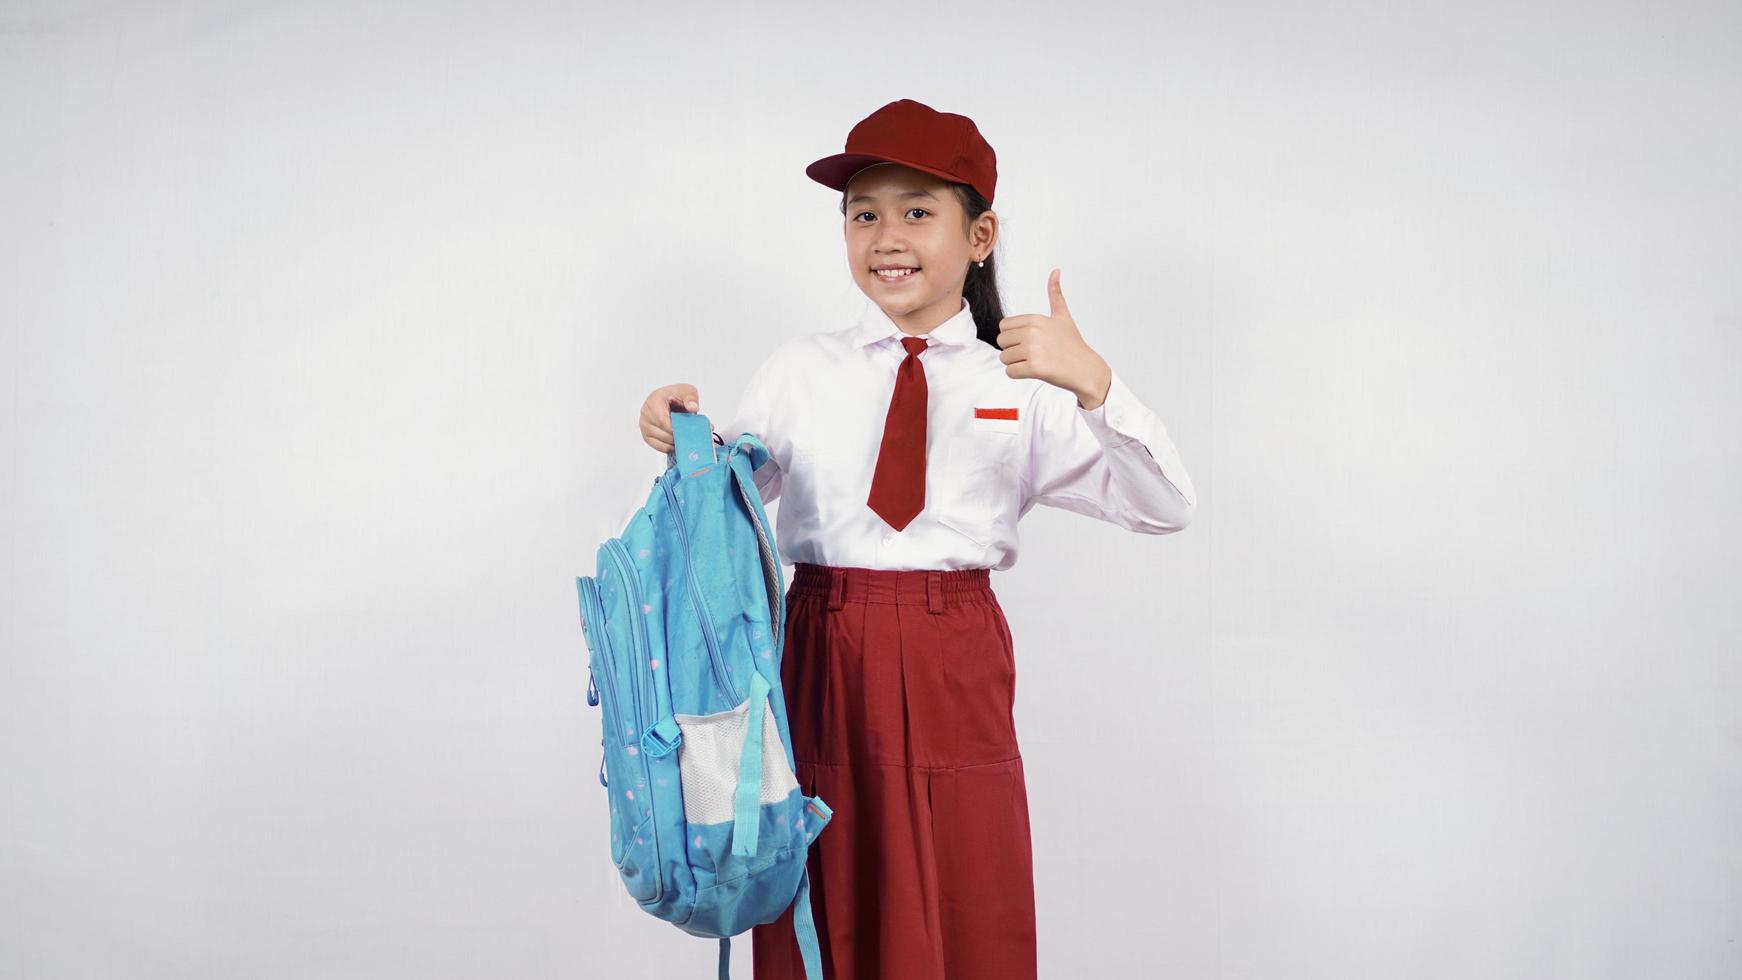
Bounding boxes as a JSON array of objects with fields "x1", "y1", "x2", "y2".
[
  {"x1": 598, "y1": 748, "x2": 608, "y2": 788},
  {"x1": 586, "y1": 670, "x2": 600, "y2": 706}
]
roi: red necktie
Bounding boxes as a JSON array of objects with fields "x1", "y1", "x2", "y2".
[{"x1": 867, "y1": 335, "x2": 931, "y2": 531}]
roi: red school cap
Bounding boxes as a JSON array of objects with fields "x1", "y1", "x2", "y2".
[{"x1": 804, "y1": 98, "x2": 998, "y2": 206}]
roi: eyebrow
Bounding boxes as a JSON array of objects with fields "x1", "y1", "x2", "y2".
[{"x1": 844, "y1": 188, "x2": 940, "y2": 206}]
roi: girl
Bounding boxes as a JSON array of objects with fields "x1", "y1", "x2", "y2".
[{"x1": 637, "y1": 98, "x2": 1197, "y2": 979}]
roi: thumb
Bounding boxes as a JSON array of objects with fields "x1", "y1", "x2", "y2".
[{"x1": 1047, "y1": 267, "x2": 1071, "y2": 320}]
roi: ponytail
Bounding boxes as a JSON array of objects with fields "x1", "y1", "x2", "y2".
[{"x1": 951, "y1": 183, "x2": 1006, "y2": 350}]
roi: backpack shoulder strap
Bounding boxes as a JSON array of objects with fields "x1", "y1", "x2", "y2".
[
  {"x1": 793, "y1": 865, "x2": 824, "y2": 978},
  {"x1": 714, "y1": 865, "x2": 824, "y2": 979}
]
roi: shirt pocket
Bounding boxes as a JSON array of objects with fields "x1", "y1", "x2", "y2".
[{"x1": 933, "y1": 428, "x2": 1019, "y2": 548}]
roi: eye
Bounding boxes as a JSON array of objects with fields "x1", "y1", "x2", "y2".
[
  {"x1": 851, "y1": 211, "x2": 875, "y2": 222},
  {"x1": 906, "y1": 208, "x2": 929, "y2": 219}
]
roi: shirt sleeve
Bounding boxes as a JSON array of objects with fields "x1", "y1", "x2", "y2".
[
  {"x1": 1019, "y1": 368, "x2": 1197, "y2": 533},
  {"x1": 713, "y1": 348, "x2": 786, "y2": 505}
]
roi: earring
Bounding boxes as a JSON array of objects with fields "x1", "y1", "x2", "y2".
[{"x1": 976, "y1": 259, "x2": 984, "y2": 268}]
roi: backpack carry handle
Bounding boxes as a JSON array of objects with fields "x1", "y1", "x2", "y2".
[{"x1": 668, "y1": 410, "x2": 719, "y2": 473}]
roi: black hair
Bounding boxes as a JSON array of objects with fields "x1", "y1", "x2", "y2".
[
  {"x1": 950, "y1": 182, "x2": 1006, "y2": 350},
  {"x1": 838, "y1": 180, "x2": 1005, "y2": 351}
]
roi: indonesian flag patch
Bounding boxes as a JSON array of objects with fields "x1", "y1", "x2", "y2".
[{"x1": 972, "y1": 406, "x2": 1020, "y2": 433}]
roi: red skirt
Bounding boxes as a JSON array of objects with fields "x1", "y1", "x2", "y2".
[{"x1": 752, "y1": 563, "x2": 1038, "y2": 979}]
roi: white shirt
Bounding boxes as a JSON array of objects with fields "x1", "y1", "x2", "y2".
[{"x1": 713, "y1": 296, "x2": 1197, "y2": 571}]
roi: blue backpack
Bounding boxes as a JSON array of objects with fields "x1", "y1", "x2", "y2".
[{"x1": 575, "y1": 410, "x2": 832, "y2": 978}]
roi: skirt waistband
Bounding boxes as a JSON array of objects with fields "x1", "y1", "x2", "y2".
[{"x1": 791, "y1": 562, "x2": 994, "y2": 613}]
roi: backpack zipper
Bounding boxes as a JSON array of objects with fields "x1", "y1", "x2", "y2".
[
  {"x1": 579, "y1": 573, "x2": 665, "y2": 905},
  {"x1": 660, "y1": 478, "x2": 740, "y2": 705},
  {"x1": 604, "y1": 539, "x2": 657, "y2": 729},
  {"x1": 578, "y1": 577, "x2": 633, "y2": 744}
]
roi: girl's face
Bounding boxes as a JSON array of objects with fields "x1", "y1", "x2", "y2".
[{"x1": 842, "y1": 163, "x2": 996, "y2": 333}]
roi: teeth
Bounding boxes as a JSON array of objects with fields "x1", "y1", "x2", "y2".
[{"x1": 875, "y1": 268, "x2": 916, "y2": 278}]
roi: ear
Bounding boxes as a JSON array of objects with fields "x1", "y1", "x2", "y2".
[{"x1": 972, "y1": 209, "x2": 998, "y2": 256}]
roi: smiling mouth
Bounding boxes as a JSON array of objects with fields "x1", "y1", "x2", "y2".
[{"x1": 873, "y1": 267, "x2": 919, "y2": 281}]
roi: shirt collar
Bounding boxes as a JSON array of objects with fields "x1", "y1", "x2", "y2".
[{"x1": 850, "y1": 296, "x2": 978, "y2": 350}]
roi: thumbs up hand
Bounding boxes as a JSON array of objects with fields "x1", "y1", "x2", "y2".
[{"x1": 995, "y1": 268, "x2": 1114, "y2": 410}]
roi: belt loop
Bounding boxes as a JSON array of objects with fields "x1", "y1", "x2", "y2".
[
  {"x1": 925, "y1": 571, "x2": 944, "y2": 615},
  {"x1": 827, "y1": 570, "x2": 847, "y2": 611}
]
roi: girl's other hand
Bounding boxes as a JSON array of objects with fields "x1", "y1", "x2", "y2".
[
  {"x1": 640, "y1": 384, "x2": 701, "y2": 453},
  {"x1": 995, "y1": 267, "x2": 1113, "y2": 409}
]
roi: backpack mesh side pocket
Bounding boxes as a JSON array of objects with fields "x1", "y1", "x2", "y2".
[{"x1": 673, "y1": 691, "x2": 799, "y2": 825}]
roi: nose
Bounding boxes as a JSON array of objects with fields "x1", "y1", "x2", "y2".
[{"x1": 871, "y1": 225, "x2": 908, "y2": 255}]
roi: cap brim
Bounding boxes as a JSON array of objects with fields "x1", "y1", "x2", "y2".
[{"x1": 804, "y1": 152, "x2": 968, "y2": 194}]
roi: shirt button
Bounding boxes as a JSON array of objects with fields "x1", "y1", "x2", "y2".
[
  {"x1": 882, "y1": 534, "x2": 894, "y2": 545},
  {"x1": 1111, "y1": 413, "x2": 1124, "y2": 425}
]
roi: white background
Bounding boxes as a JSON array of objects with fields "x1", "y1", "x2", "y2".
[{"x1": 3, "y1": 1, "x2": 1738, "y2": 977}]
